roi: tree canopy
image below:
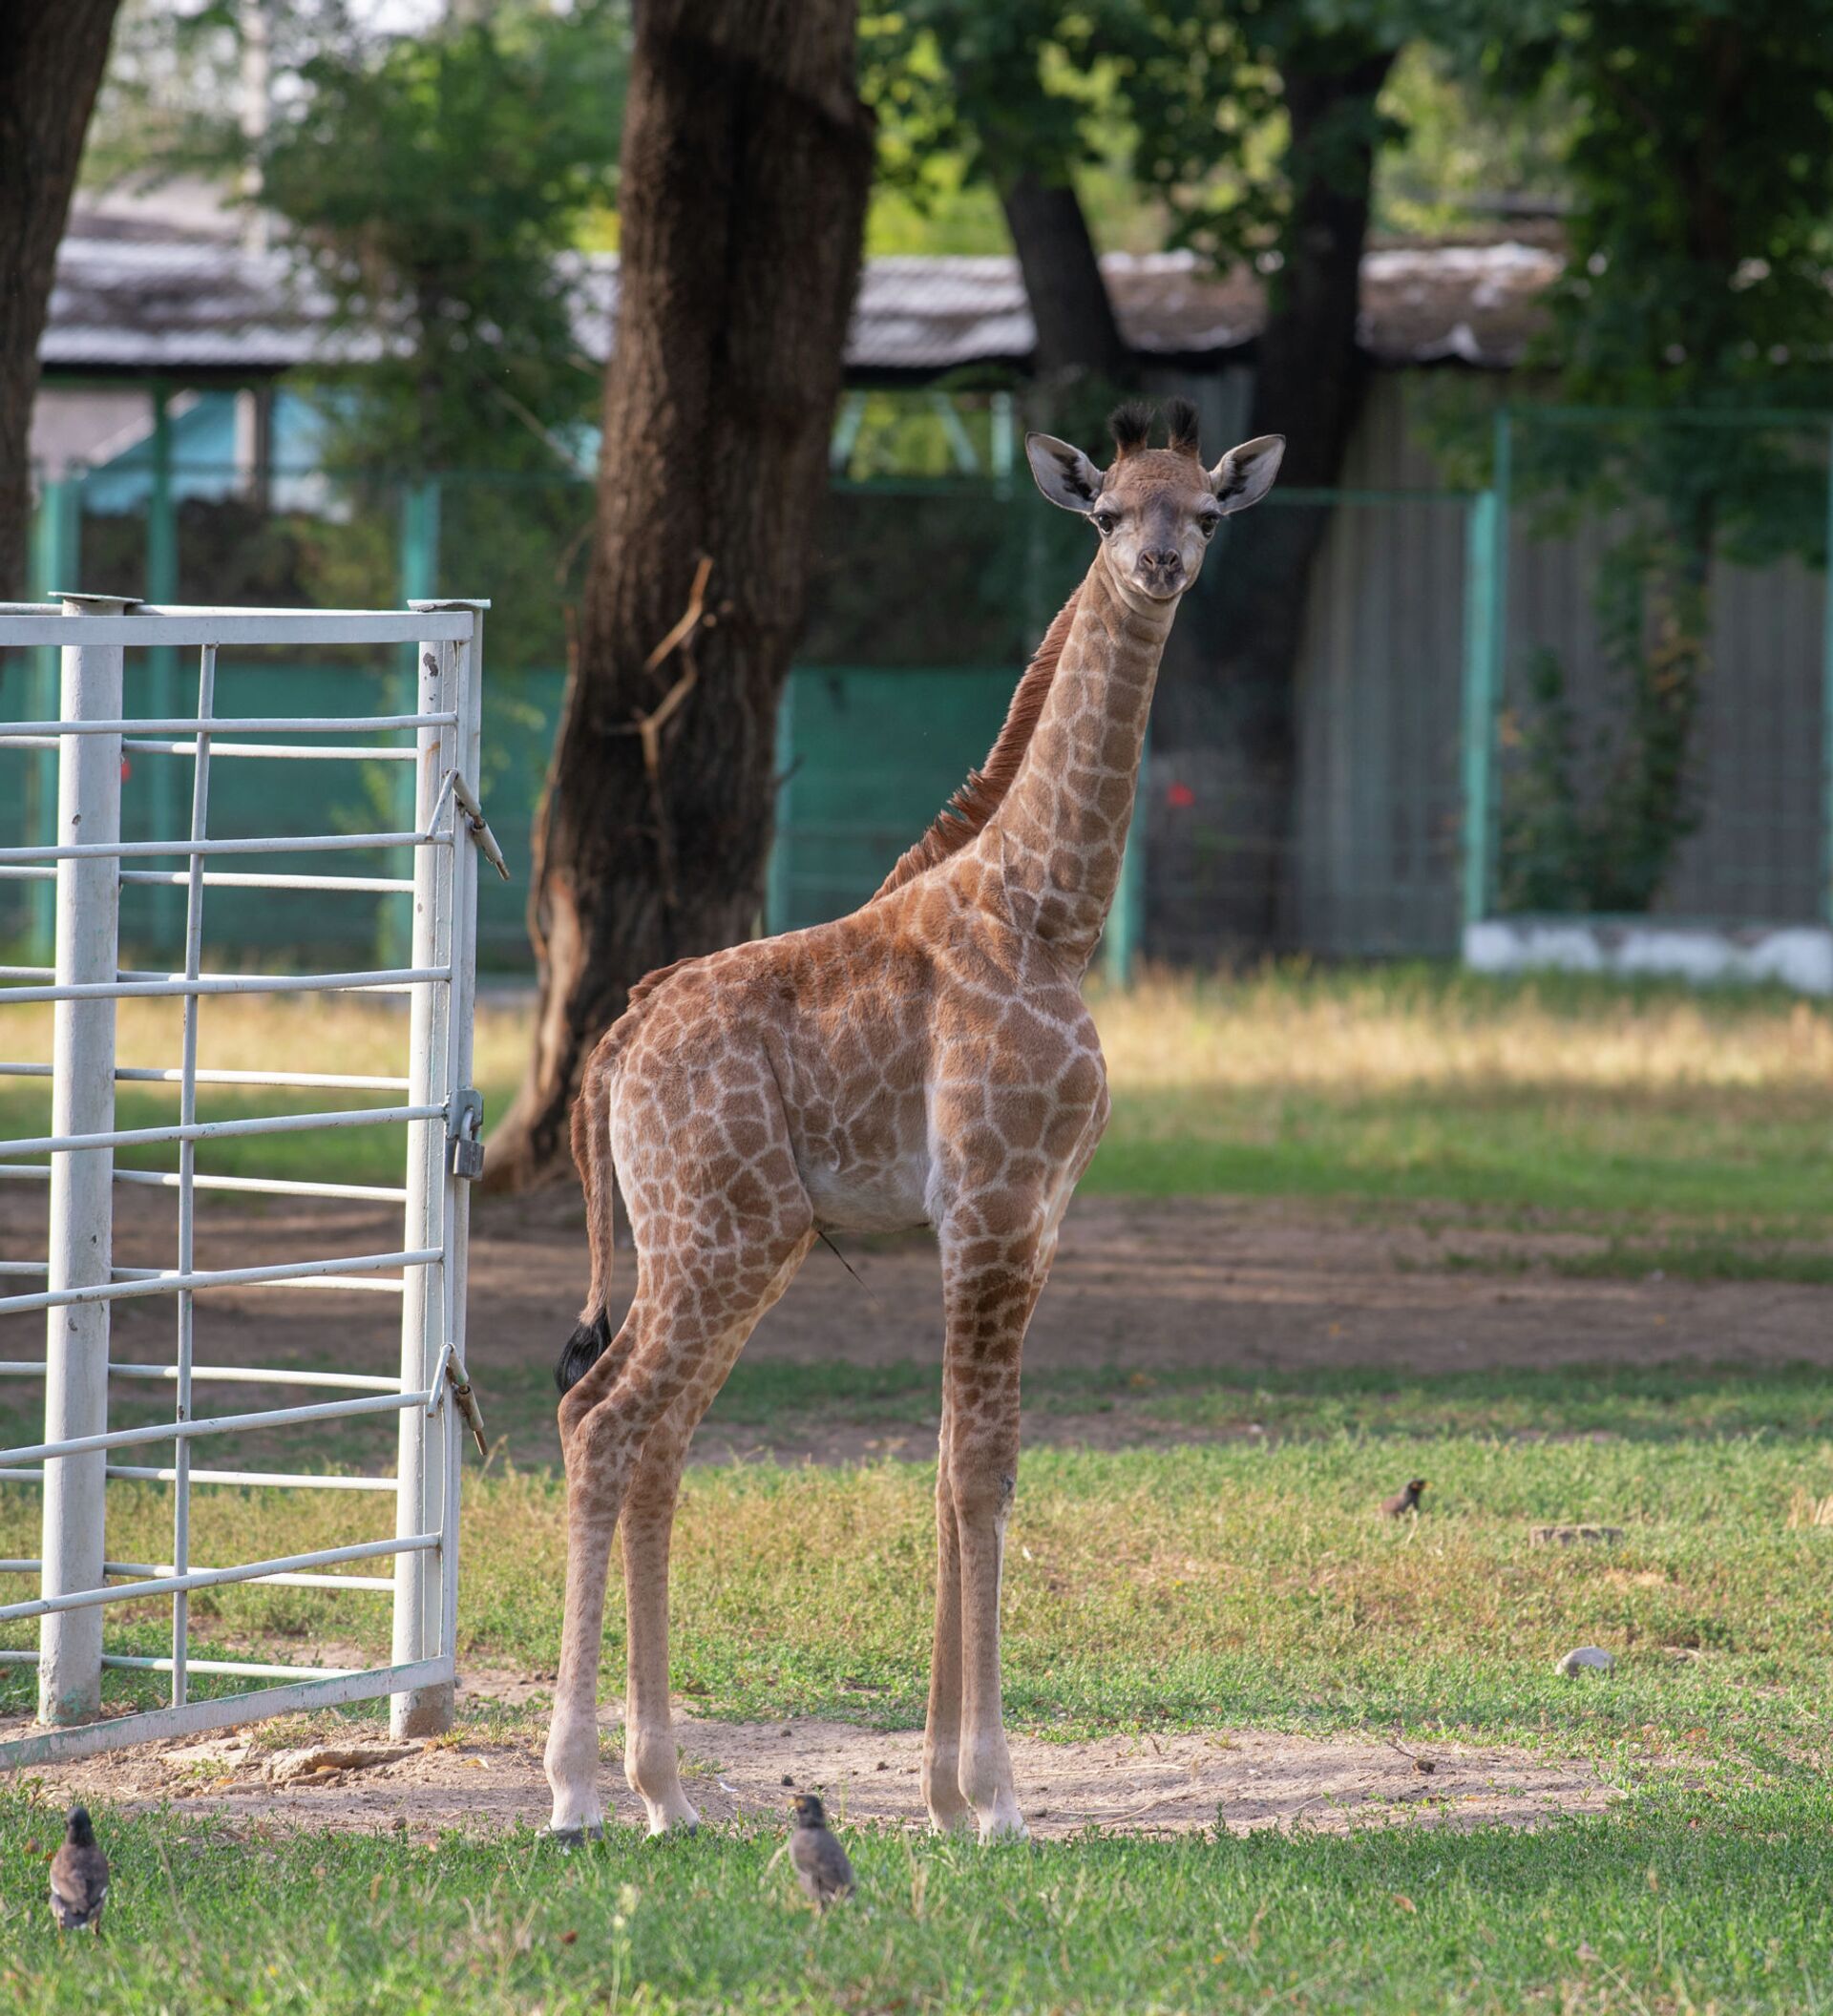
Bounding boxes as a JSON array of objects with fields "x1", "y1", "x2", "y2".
[
  {"x1": 89, "y1": 0, "x2": 627, "y2": 474},
  {"x1": 260, "y1": 3, "x2": 625, "y2": 472}
]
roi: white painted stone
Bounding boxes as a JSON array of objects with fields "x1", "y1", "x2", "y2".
[
  {"x1": 1464, "y1": 920, "x2": 1833, "y2": 996},
  {"x1": 1555, "y1": 1647, "x2": 1615, "y2": 1677}
]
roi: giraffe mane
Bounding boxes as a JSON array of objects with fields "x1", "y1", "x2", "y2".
[{"x1": 871, "y1": 585, "x2": 1082, "y2": 901}]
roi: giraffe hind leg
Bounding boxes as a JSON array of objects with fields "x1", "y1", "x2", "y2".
[
  {"x1": 545, "y1": 1046, "x2": 815, "y2": 1838},
  {"x1": 620, "y1": 1229, "x2": 812, "y2": 1834}
]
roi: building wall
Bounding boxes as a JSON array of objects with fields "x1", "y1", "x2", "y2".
[
  {"x1": 1273, "y1": 373, "x2": 1827, "y2": 960},
  {"x1": 1286, "y1": 377, "x2": 1470, "y2": 957}
]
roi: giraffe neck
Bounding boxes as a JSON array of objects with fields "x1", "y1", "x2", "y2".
[{"x1": 976, "y1": 556, "x2": 1174, "y2": 968}]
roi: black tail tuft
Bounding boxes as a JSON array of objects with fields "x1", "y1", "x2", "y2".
[{"x1": 556, "y1": 1309, "x2": 612, "y2": 1396}]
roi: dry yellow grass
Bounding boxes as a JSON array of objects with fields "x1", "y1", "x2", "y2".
[
  {"x1": 7, "y1": 966, "x2": 1825, "y2": 1102},
  {"x1": 2, "y1": 992, "x2": 533, "y2": 1087},
  {"x1": 1091, "y1": 968, "x2": 1833, "y2": 1098},
  {"x1": 1787, "y1": 1490, "x2": 1833, "y2": 1529},
  {"x1": 5, "y1": 968, "x2": 1827, "y2": 1219}
]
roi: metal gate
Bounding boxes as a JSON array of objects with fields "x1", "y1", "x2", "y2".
[{"x1": 0, "y1": 597, "x2": 495, "y2": 1766}]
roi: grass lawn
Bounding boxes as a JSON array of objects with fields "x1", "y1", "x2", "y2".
[
  {"x1": 7, "y1": 1786, "x2": 1832, "y2": 2015},
  {"x1": 8, "y1": 1372, "x2": 1833, "y2": 2009},
  {"x1": 4, "y1": 969, "x2": 1833, "y2": 2007}
]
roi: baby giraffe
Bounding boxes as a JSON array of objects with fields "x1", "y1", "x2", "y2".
[{"x1": 545, "y1": 399, "x2": 1283, "y2": 1844}]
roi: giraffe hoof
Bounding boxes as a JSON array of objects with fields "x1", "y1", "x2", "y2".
[{"x1": 548, "y1": 1823, "x2": 604, "y2": 1851}]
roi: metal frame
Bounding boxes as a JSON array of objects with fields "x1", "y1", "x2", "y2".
[
  {"x1": 1459, "y1": 411, "x2": 1511, "y2": 928},
  {"x1": 0, "y1": 596, "x2": 489, "y2": 1765}
]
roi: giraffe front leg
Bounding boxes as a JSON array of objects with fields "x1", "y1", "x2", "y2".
[
  {"x1": 952, "y1": 1418, "x2": 1025, "y2": 1841},
  {"x1": 922, "y1": 1423, "x2": 973, "y2": 1833},
  {"x1": 938, "y1": 1221, "x2": 1046, "y2": 1843}
]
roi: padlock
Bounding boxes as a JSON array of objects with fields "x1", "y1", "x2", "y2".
[{"x1": 448, "y1": 1086, "x2": 485, "y2": 1182}]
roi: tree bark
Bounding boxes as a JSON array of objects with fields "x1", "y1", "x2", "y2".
[
  {"x1": 999, "y1": 168, "x2": 1129, "y2": 383},
  {"x1": 1155, "y1": 42, "x2": 1394, "y2": 951},
  {"x1": 488, "y1": 0, "x2": 873, "y2": 1189},
  {"x1": 0, "y1": 1, "x2": 123, "y2": 599}
]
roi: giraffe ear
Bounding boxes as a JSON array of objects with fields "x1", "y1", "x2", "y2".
[
  {"x1": 1025, "y1": 433, "x2": 1106, "y2": 514},
  {"x1": 1210, "y1": 434, "x2": 1285, "y2": 514}
]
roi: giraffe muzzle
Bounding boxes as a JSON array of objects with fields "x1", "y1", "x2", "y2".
[{"x1": 1133, "y1": 551, "x2": 1185, "y2": 598}]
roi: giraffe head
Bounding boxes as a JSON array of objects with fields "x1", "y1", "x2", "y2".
[{"x1": 1024, "y1": 399, "x2": 1284, "y2": 605}]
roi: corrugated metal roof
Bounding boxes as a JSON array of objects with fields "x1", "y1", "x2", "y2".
[
  {"x1": 43, "y1": 210, "x2": 1558, "y2": 378},
  {"x1": 43, "y1": 215, "x2": 377, "y2": 373}
]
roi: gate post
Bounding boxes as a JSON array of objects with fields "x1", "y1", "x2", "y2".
[
  {"x1": 391, "y1": 625, "x2": 457, "y2": 1737},
  {"x1": 38, "y1": 593, "x2": 129, "y2": 1725}
]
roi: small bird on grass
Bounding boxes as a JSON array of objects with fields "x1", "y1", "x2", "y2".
[
  {"x1": 789, "y1": 1793, "x2": 855, "y2": 1908},
  {"x1": 1381, "y1": 1479, "x2": 1428, "y2": 1519},
  {"x1": 49, "y1": 1806, "x2": 108, "y2": 1935}
]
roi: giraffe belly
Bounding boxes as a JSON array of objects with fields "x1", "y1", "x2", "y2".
[{"x1": 803, "y1": 1152, "x2": 932, "y2": 1235}]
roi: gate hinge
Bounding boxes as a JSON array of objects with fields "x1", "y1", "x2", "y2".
[
  {"x1": 429, "y1": 1340, "x2": 490, "y2": 1459},
  {"x1": 451, "y1": 769, "x2": 511, "y2": 882},
  {"x1": 449, "y1": 1086, "x2": 485, "y2": 1182}
]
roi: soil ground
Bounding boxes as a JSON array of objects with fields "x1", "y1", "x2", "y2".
[
  {"x1": 3, "y1": 1182, "x2": 1826, "y2": 1468},
  {"x1": 4, "y1": 1672, "x2": 1628, "y2": 1842}
]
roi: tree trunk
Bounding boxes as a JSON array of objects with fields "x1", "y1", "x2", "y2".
[
  {"x1": 0, "y1": 2, "x2": 123, "y2": 599},
  {"x1": 488, "y1": 0, "x2": 873, "y2": 1190},
  {"x1": 1154, "y1": 42, "x2": 1394, "y2": 952},
  {"x1": 999, "y1": 169, "x2": 1129, "y2": 383}
]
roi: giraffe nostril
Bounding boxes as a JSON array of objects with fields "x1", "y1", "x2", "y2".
[{"x1": 1142, "y1": 548, "x2": 1179, "y2": 573}]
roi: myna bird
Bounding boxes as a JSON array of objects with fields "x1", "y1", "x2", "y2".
[
  {"x1": 49, "y1": 1806, "x2": 108, "y2": 1934},
  {"x1": 1381, "y1": 1479, "x2": 1428, "y2": 1519},
  {"x1": 789, "y1": 1793, "x2": 855, "y2": 1907}
]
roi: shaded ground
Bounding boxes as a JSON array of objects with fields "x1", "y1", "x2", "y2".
[
  {"x1": 4, "y1": 1184, "x2": 1829, "y2": 1469},
  {"x1": 4, "y1": 1670, "x2": 1630, "y2": 1842}
]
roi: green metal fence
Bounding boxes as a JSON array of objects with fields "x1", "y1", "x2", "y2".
[
  {"x1": 1460, "y1": 408, "x2": 1833, "y2": 937},
  {"x1": 9, "y1": 400, "x2": 1832, "y2": 979}
]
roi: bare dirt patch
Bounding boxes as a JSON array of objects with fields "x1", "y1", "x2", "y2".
[
  {"x1": 5, "y1": 1670, "x2": 1626, "y2": 1841},
  {"x1": 4, "y1": 1184, "x2": 1828, "y2": 1468}
]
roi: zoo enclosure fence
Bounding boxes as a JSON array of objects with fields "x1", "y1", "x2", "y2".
[
  {"x1": 0, "y1": 598, "x2": 494, "y2": 1766},
  {"x1": 11, "y1": 394, "x2": 1833, "y2": 975}
]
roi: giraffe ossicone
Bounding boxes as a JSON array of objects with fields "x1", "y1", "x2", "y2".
[{"x1": 541, "y1": 400, "x2": 1285, "y2": 1844}]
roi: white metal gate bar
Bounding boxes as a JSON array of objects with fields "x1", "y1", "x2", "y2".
[
  {"x1": 0, "y1": 1168, "x2": 411, "y2": 1204},
  {"x1": 0, "y1": 711, "x2": 460, "y2": 732},
  {"x1": 5, "y1": 739, "x2": 424, "y2": 761},
  {"x1": 0, "y1": 612, "x2": 474, "y2": 646},
  {"x1": 0, "y1": 833, "x2": 447, "y2": 863},
  {"x1": 0, "y1": 1065, "x2": 412, "y2": 1089},
  {"x1": 0, "y1": 596, "x2": 490, "y2": 1762},
  {"x1": 0, "y1": 870, "x2": 422, "y2": 897},
  {"x1": 0, "y1": 1659, "x2": 454, "y2": 1771}
]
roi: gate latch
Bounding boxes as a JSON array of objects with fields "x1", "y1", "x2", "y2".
[
  {"x1": 449, "y1": 1086, "x2": 486, "y2": 1182},
  {"x1": 430, "y1": 1340, "x2": 490, "y2": 1459},
  {"x1": 451, "y1": 770, "x2": 511, "y2": 882}
]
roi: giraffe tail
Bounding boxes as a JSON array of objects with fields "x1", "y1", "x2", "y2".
[{"x1": 556, "y1": 1043, "x2": 618, "y2": 1396}]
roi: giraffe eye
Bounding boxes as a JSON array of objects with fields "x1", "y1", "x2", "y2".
[
  {"x1": 1197, "y1": 514, "x2": 1221, "y2": 539},
  {"x1": 1092, "y1": 511, "x2": 1119, "y2": 536}
]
